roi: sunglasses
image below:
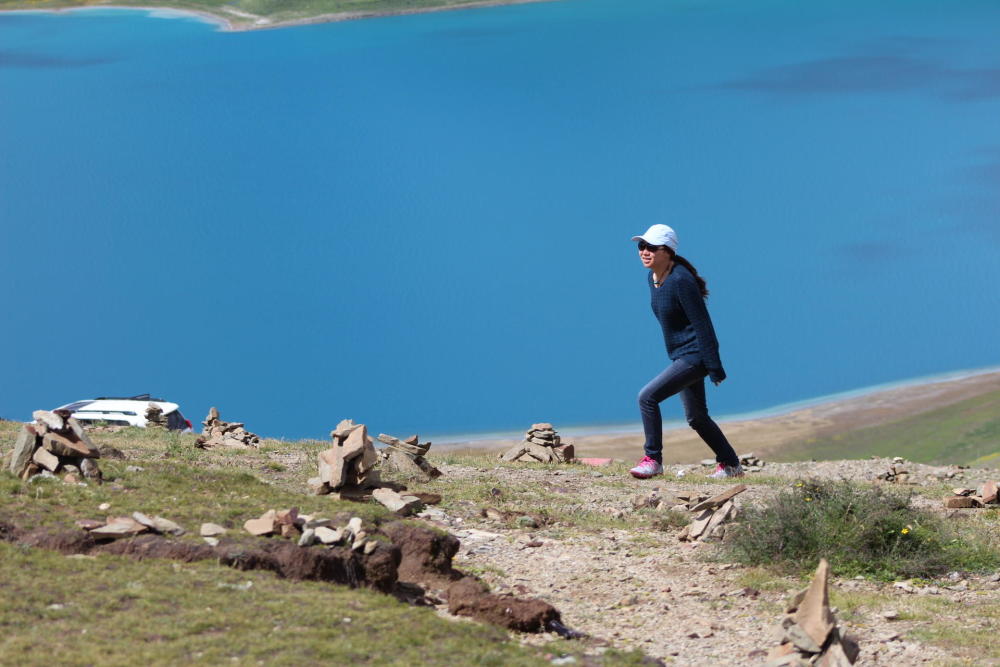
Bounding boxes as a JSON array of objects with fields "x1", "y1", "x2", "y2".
[{"x1": 637, "y1": 241, "x2": 666, "y2": 252}]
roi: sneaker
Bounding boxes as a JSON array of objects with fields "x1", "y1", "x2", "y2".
[
  {"x1": 629, "y1": 456, "x2": 664, "y2": 479},
  {"x1": 708, "y1": 462, "x2": 745, "y2": 479}
]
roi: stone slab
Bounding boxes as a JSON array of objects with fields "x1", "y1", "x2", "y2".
[
  {"x1": 42, "y1": 431, "x2": 99, "y2": 459},
  {"x1": 981, "y1": 481, "x2": 998, "y2": 505},
  {"x1": 10, "y1": 425, "x2": 39, "y2": 477},
  {"x1": 200, "y1": 523, "x2": 227, "y2": 537},
  {"x1": 794, "y1": 558, "x2": 834, "y2": 649},
  {"x1": 689, "y1": 484, "x2": 747, "y2": 513},
  {"x1": 244, "y1": 510, "x2": 277, "y2": 536},
  {"x1": 32, "y1": 446, "x2": 60, "y2": 472}
]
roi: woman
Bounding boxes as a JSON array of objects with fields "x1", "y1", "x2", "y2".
[{"x1": 628, "y1": 224, "x2": 743, "y2": 480}]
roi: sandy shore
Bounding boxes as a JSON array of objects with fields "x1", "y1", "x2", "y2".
[
  {"x1": 0, "y1": 0, "x2": 555, "y2": 32},
  {"x1": 445, "y1": 368, "x2": 1000, "y2": 462}
]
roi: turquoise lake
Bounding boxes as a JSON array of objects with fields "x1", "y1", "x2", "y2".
[{"x1": 1, "y1": 0, "x2": 999, "y2": 440}]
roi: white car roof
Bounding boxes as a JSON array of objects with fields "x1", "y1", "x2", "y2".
[{"x1": 60, "y1": 399, "x2": 180, "y2": 415}]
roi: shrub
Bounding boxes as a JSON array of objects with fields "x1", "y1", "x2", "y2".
[{"x1": 722, "y1": 480, "x2": 1000, "y2": 580}]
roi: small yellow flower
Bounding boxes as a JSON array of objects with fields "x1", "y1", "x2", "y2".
[
  {"x1": 901, "y1": 526, "x2": 911, "y2": 535},
  {"x1": 805, "y1": 497, "x2": 812, "y2": 502},
  {"x1": 795, "y1": 482, "x2": 804, "y2": 487}
]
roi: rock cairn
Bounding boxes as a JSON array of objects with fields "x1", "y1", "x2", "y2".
[
  {"x1": 378, "y1": 433, "x2": 441, "y2": 482},
  {"x1": 765, "y1": 559, "x2": 859, "y2": 666},
  {"x1": 8, "y1": 410, "x2": 102, "y2": 484},
  {"x1": 145, "y1": 403, "x2": 168, "y2": 429},
  {"x1": 77, "y1": 512, "x2": 184, "y2": 539},
  {"x1": 196, "y1": 407, "x2": 261, "y2": 449},
  {"x1": 308, "y1": 419, "x2": 380, "y2": 496},
  {"x1": 875, "y1": 461, "x2": 913, "y2": 484},
  {"x1": 945, "y1": 481, "x2": 998, "y2": 508},
  {"x1": 499, "y1": 423, "x2": 575, "y2": 463},
  {"x1": 242, "y1": 509, "x2": 378, "y2": 554},
  {"x1": 675, "y1": 484, "x2": 745, "y2": 543}
]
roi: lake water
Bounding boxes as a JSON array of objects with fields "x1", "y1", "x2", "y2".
[{"x1": 2, "y1": 0, "x2": 999, "y2": 441}]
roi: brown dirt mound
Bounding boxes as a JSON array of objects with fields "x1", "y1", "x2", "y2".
[
  {"x1": 382, "y1": 520, "x2": 462, "y2": 589},
  {"x1": 11, "y1": 526, "x2": 399, "y2": 592},
  {"x1": 447, "y1": 576, "x2": 561, "y2": 632}
]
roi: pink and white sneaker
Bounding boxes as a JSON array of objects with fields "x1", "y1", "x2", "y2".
[
  {"x1": 629, "y1": 456, "x2": 664, "y2": 479},
  {"x1": 708, "y1": 463, "x2": 745, "y2": 479}
]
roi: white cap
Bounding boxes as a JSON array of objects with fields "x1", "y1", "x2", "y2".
[{"x1": 631, "y1": 224, "x2": 678, "y2": 251}]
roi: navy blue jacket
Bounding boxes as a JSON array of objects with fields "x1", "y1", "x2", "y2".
[{"x1": 648, "y1": 263, "x2": 726, "y2": 383}]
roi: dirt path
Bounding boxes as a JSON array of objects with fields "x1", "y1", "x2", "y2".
[{"x1": 420, "y1": 458, "x2": 1000, "y2": 665}]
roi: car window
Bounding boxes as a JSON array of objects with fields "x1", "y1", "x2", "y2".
[{"x1": 62, "y1": 401, "x2": 94, "y2": 412}]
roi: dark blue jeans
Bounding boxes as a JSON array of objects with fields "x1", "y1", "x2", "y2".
[{"x1": 638, "y1": 358, "x2": 739, "y2": 466}]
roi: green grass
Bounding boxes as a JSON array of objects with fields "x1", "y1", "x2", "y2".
[
  {"x1": 722, "y1": 480, "x2": 1000, "y2": 580},
  {"x1": 0, "y1": 422, "x2": 658, "y2": 665},
  {"x1": 776, "y1": 388, "x2": 1000, "y2": 465},
  {"x1": 0, "y1": 542, "x2": 546, "y2": 666}
]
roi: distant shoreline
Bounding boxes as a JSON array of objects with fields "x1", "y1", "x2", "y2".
[
  {"x1": 434, "y1": 364, "x2": 1000, "y2": 450},
  {"x1": 0, "y1": 0, "x2": 554, "y2": 32}
]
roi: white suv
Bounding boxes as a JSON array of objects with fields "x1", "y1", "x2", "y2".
[{"x1": 55, "y1": 395, "x2": 193, "y2": 432}]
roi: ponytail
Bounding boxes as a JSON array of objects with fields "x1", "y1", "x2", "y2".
[{"x1": 670, "y1": 252, "x2": 709, "y2": 299}]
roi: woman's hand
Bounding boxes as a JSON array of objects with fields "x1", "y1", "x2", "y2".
[{"x1": 712, "y1": 379, "x2": 724, "y2": 386}]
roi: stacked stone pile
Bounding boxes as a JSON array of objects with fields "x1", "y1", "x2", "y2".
[
  {"x1": 7, "y1": 410, "x2": 103, "y2": 484},
  {"x1": 377, "y1": 433, "x2": 441, "y2": 482},
  {"x1": 77, "y1": 512, "x2": 184, "y2": 539},
  {"x1": 875, "y1": 464, "x2": 913, "y2": 484},
  {"x1": 241, "y1": 509, "x2": 378, "y2": 554},
  {"x1": 765, "y1": 559, "x2": 859, "y2": 666},
  {"x1": 145, "y1": 403, "x2": 169, "y2": 429},
  {"x1": 308, "y1": 419, "x2": 380, "y2": 496},
  {"x1": 499, "y1": 423, "x2": 575, "y2": 463},
  {"x1": 675, "y1": 484, "x2": 745, "y2": 543},
  {"x1": 196, "y1": 407, "x2": 261, "y2": 449},
  {"x1": 944, "y1": 481, "x2": 998, "y2": 508}
]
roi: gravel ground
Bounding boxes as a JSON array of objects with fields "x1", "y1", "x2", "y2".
[{"x1": 415, "y1": 458, "x2": 1000, "y2": 666}]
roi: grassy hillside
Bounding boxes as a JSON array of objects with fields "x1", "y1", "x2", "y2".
[
  {"x1": 776, "y1": 387, "x2": 1000, "y2": 466},
  {"x1": 0, "y1": 0, "x2": 524, "y2": 28},
  {"x1": 0, "y1": 421, "x2": 649, "y2": 666}
]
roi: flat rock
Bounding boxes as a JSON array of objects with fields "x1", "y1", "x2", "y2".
[
  {"x1": 32, "y1": 446, "x2": 60, "y2": 472},
  {"x1": 314, "y1": 526, "x2": 343, "y2": 544},
  {"x1": 298, "y1": 528, "x2": 316, "y2": 546},
  {"x1": 198, "y1": 523, "x2": 226, "y2": 537},
  {"x1": 341, "y1": 424, "x2": 368, "y2": 461},
  {"x1": 981, "y1": 481, "x2": 998, "y2": 504},
  {"x1": 244, "y1": 510, "x2": 277, "y2": 536},
  {"x1": 132, "y1": 512, "x2": 185, "y2": 535},
  {"x1": 688, "y1": 484, "x2": 747, "y2": 512},
  {"x1": 318, "y1": 448, "x2": 346, "y2": 488},
  {"x1": 42, "y1": 431, "x2": 99, "y2": 458},
  {"x1": 373, "y1": 487, "x2": 424, "y2": 515},
  {"x1": 794, "y1": 558, "x2": 835, "y2": 649},
  {"x1": 90, "y1": 516, "x2": 147, "y2": 538},
  {"x1": 33, "y1": 410, "x2": 64, "y2": 431},
  {"x1": 10, "y1": 425, "x2": 39, "y2": 477},
  {"x1": 500, "y1": 444, "x2": 528, "y2": 462},
  {"x1": 383, "y1": 448, "x2": 433, "y2": 481}
]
